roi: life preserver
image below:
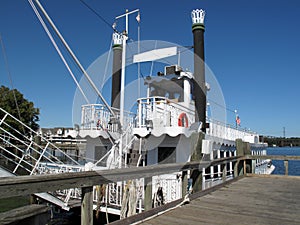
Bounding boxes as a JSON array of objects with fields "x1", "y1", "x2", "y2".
[
  {"x1": 178, "y1": 113, "x2": 188, "y2": 128},
  {"x1": 96, "y1": 119, "x2": 101, "y2": 129}
]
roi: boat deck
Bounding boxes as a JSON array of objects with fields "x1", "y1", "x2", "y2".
[{"x1": 138, "y1": 175, "x2": 300, "y2": 225}]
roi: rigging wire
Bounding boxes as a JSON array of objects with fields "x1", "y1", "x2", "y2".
[
  {"x1": 0, "y1": 34, "x2": 26, "y2": 135},
  {"x1": 80, "y1": 0, "x2": 236, "y2": 116},
  {"x1": 208, "y1": 98, "x2": 236, "y2": 114},
  {"x1": 79, "y1": 0, "x2": 115, "y2": 32},
  {"x1": 29, "y1": 0, "x2": 115, "y2": 145},
  {"x1": 101, "y1": 37, "x2": 113, "y2": 90},
  {"x1": 80, "y1": 0, "x2": 195, "y2": 75},
  {"x1": 32, "y1": 0, "x2": 115, "y2": 119},
  {"x1": 149, "y1": 41, "x2": 157, "y2": 77},
  {"x1": 28, "y1": 0, "x2": 89, "y2": 104},
  {"x1": 80, "y1": 0, "x2": 196, "y2": 70}
]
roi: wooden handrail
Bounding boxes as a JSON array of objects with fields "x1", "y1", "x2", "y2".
[
  {"x1": 243, "y1": 155, "x2": 300, "y2": 161},
  {"x1": 1, "y1": 154, "x2": 299, "y2": 199},
  {"x1": 0, "y1": 160, "x2": 209, "y2": 199},
  {"x1": 1, "y1": 154, "x2": 300, "y2": 199}
]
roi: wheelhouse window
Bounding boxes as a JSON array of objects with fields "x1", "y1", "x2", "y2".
[{"x1": 149, "y1": 78, "x2": 184, "y2": 102}]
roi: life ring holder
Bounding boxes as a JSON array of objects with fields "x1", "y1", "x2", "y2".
[{"x1": 178, "y1": 113, "x2": 189, "y2": 128}]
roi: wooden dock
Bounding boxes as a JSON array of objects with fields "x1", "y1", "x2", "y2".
[
  {"x1": 1, "y1": 154, "x2": 300, "y2": 225},
  {"x1": 135, "y1": 175, "x2": 300, "y2": 225}
]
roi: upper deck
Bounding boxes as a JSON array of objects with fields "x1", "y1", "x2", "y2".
[{"x1": 79, "y1": 102, "x2": 261, "y2": 145}]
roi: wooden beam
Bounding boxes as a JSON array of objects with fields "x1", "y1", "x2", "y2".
[
  {"x1": 81, "y1": 186, "x2": 93, "y2": 225},
  {"x1": 0, "y1": 161, "x2": 210, "y2": 199},
  {"x1": 222, "y1": 164, "x2": 227, "y2": 182},
  {"x1": 144, "y1": 177, "x2": 152, "y2": 211},
  {"x1": 244, "y1": 155, "x2": 300, "y2": 161},
  {"x1": 2, "y1": 154, "x2": 297, "y2": 200}
]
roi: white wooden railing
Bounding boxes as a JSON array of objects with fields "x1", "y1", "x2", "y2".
[
  {"x1": 81, "y1": 104, "x2": 136, "y2": 132},
  {"x1": 207, "y1": 118, "x2": 260, "y2": 144},
  {"x1": 136, "y1": 97, "x2": 195, "y2": 129}
]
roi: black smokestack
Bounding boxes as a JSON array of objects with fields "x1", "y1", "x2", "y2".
[
  {"x1": 111, "y1": 32, "x2": 123, "y2": 109},
  {"x1": 191, "y1": 9, "x2": 206, "y2": 132}
]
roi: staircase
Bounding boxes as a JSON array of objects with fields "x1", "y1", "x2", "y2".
[{"x1": 127, "y1": 137, "x2": 146, "y2": 167}]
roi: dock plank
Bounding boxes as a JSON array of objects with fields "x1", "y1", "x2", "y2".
[
  {"x1": 138, "y1": 176, "x2": 300, "y2": 225},
  {"x1": 0, "y1": 204, "x2": 50, "y2": 225}
]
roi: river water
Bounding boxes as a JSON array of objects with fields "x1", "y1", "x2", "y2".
[{"x1": 267, "y1": 147, "x2": 300, "y2": 176}]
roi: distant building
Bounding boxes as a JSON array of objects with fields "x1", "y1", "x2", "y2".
[{"x1": 38, "y1": 127, "x2": 86, "y2": 162}]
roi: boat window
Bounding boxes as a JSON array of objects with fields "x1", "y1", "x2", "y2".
[
  {"x1": 149, "y1": 79, "x2": 184, "y2": 102},
  {"x1": 158, "y1": 147, "x2": 176, "y2": 164}
]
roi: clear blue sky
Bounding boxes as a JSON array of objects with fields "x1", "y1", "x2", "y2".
[{"x1": 0, "y1": 0, "x2": 300, "y2": 137}]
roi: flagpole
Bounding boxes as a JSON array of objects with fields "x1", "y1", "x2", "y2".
[
  {"x1": 115, "y1": 9, "x2": 140, "y2": 168},
  {"x1": 137, "y1": 12, "x2": 141, "y2": 98},
  {"x1": 234, "y1": 109, "x2": 238, "y2": 128}
]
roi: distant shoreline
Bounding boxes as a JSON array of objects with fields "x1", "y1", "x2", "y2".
[{"x1": 263, "y1": 137, "x2": 300, "y2": 147}]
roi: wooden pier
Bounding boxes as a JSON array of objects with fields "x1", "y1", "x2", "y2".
[
  {"x1": 0, "y1": 154, "x2": 300, "y2": 225},
  {"x1": 133, "y1": 175, "x2": 300, "y2": 225}
]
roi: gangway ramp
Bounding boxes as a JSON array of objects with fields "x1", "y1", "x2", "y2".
[
  {"x1": 0, "y1": 163, "x2": 70, "y2": 210},
  {"x1": 0, "y1": 166, "x2": 13, "y2": 177},
  {"x1": 0, "y1": 107, "x2": 81, "y2": 210}
]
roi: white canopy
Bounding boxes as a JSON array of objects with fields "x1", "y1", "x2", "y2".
[{"x1": 133, "y1": 46, "x2": 177, "y2": 63}]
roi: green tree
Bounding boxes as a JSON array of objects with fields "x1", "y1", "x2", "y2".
[{"x1": 0, "y1": 85, "x2": 40, "y2": 137}]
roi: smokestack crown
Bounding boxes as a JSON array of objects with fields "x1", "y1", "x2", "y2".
[
  {"x1": 113, "y1": 32, "x2": 123, "y2": 47},
  {"x1": 191, "y1": 9, "x2": 205, "y2": 24}
]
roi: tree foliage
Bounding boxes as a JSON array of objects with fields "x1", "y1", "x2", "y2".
[{"x1": 0, "y1": 85, "x2": 40, "y2": 136}]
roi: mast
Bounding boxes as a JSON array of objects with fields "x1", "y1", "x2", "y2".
[
  {"x1": 191, "y1": 9, "x2": 206, "y2": 132},
  {"x1": 115, "y1": 9, "x2": 139, "y2": 168},
  {"x1": 115, "y1": 9, "x2": 139, "y2": 128}
]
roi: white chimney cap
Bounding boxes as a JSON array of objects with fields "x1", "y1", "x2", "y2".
[
  {"x1": 191, "y1": 9, "x2": 205, "y2": 24},
  {"x1": 112, "y1": 32, "x2": 123, "y2": 45}
]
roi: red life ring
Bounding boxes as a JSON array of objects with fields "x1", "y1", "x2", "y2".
[
  {"x1": 96, "y1": 119, "x2": 101, "y2": 129},
  {"x1": 178, "y1": 113, "x2": 188, "y2": 128}
]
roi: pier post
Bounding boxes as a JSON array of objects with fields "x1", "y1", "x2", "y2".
[
  {"x1": 236, "y1": 139, "x2": 244, "y2": 176},
  {"x1": 234, "y1": 160, "x2": 239, "y2": 177},
  {"x1": 284, "y1": 160, "x2": 289, "y2": 175},
  {"x1": 182, "y1": 171, "x2": 188, "y2": 197},
  {"x1": 243, "y1": 160, "x2": 247, "y2": 175},
  {"x1": 190, "y1": 132, "x2": 204, "y2": 192},
  {"x1": 81, "y1": 186, "x2": 93, "y2": 225},
  {"x1": 236, "y1": 139, "x2": 244, "y2": 157},
  {"x1": 222, "y1": 164, "x2": 227, "y2": 182},
  {"x1": 251, "y1": 158, "x2": 256, "y2": 174},
  {"x1": 144, "y1": 177, "x2": 152, "y2": 211}
]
